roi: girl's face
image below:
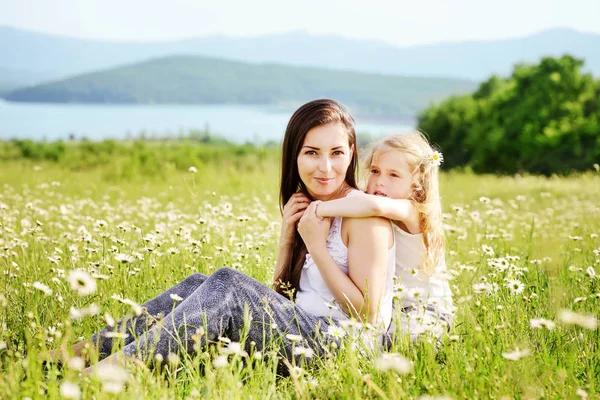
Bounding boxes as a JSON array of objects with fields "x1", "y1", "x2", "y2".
[
  {"x1": 297, "y1": 122, "x2": 354, "y2": 201},
  {"x1": 366, "y1": 150, "x2": 414, "y2": 199}
]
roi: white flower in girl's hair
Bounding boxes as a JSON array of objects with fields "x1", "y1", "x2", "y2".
[{"x1": 424, "y1": 151, "x2": 444, "y2": 167}]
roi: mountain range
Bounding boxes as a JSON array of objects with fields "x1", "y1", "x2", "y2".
[{"x1": 1, "y1": 26, "x2": 599, "y2": 92}]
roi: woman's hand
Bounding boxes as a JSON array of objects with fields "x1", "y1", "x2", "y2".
[
  {"x1": 280, "y1": 193, "x2": 310, "y2": 245},
  {"x1": 297, "y1": 201, "x2": 331, "y2": 254}
]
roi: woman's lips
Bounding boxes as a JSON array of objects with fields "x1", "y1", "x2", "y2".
[{"x1": 315, "y1": 177, "x2": 334, "y2": 184}]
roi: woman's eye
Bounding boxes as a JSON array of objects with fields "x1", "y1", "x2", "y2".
[
  {"x1": 332, "y1": 150, "x2": 344, "y2": 156},
  {"x1": 305, "y1": 151, "x2": 317, "y2": 155}
]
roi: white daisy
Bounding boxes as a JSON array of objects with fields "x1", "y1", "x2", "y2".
[
  {"x1": 374, "y1": 353, "x2": 412, "y2": 374},
  {"x1": 502, "y1": 348, "x2": 530, "y2": 361},
  {"x1": 68, "y1": 270, "x2": 97, "y2": 296},
  {"x1": 292, "y1": 346, "x2": 314, "y2": 358},
  {"x1": 530, "y1": 318, "x2": 556, "y2": 330},
  {"x1": 505, "y1": 279, "x2": 525, "y2": 295},
  {"x1": 325, "y1": 325, "x2": 347, "y2": 338},
  {"x1": 32, "y1": 281, "x2": 53, "y2": 296},
  {"x1": 169, "y1": 293, "x2": 183, "y2": 302},
  {"x1": 558, "y1": 309, "x2": 598, "y2": 330},
  {"x1": 60, "y1": 381, "x2": 81, "y2": 400}
]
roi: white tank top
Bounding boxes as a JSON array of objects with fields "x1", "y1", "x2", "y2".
[
  {"x1": 392, "y1": 224, "x2": 454, "y2": 315},
  {"x1": 295, "y1": 190, "x2": 396, "y2": 330}
]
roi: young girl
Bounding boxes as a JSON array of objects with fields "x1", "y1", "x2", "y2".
[{"x1": 312, "y1": 132, "x2": 454, "y2": 344}]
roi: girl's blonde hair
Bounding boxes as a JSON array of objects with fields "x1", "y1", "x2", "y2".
[{"x1": 364, "y1": 131, "x2": 445, "y2": 274}]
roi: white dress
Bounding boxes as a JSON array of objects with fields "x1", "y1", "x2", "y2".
[{"x1": 387, "y1": 223, "x2": 455, "y2": 342}]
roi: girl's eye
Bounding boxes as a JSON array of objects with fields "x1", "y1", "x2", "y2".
[
  {"x1": 391, "y1": 173, "x2": 400, "y2": 178},
  {"x1": 370, "y1": 169, "x2": 379, "y2": 174}
]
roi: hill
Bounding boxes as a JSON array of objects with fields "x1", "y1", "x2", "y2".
[{"x1": 4, "y1": 55, "x2": 477, "y2": 117}]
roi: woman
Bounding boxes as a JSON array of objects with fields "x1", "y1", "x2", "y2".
[{"x1": 43, "y1": 99, "x2": 395, "y2": 372}]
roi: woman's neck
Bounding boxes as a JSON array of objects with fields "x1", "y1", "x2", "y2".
[{"x1": 311, "y1": 183, "x2": 355, "y2": 202}]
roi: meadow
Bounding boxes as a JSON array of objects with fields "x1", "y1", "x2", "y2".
[{"x1": 0, "y1": 152, "x2": 599, "y2": 399}]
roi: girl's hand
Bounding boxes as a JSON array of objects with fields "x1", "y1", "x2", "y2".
[
  {"x1": 297, "y1": 201, "x2": 331, "y2": 254},
  {"x1": 280, "y1": 193, "x2": 309, "y2": 245}
]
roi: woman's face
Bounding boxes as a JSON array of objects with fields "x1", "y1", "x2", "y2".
[{"x1": 297, "y1": 122, "x2": 354, "y2": 201}]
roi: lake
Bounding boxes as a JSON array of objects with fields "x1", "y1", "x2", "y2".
[{"x1": 0, "y1": 101, "x2": 416, "y2": 143}]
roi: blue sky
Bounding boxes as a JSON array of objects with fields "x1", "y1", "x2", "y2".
[{"x1": 1, "y1": 0, "x2": 599, "y2": 46}]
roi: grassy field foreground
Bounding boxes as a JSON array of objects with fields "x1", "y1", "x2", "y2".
[{"x1": 0, "y1": 159, "x2": 599, "y2": 399}]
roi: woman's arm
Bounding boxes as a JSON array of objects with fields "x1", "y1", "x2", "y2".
[
  {"x1": 274, "y1": 193, "x2": 309, "y2": 282},
  {"x1": 298, "y1": 203, "x2": 392, "y2": 323},
  {"x1": 316, "y1": 194, "x2": 418, "y2": 230},
  {"x1": 344, "y1": 216, "x2": 392, "y2": 323}
]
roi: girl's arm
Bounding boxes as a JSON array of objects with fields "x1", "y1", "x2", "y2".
[{"x1": 316, "y1": 194, "x2": 419, "y2": 232}]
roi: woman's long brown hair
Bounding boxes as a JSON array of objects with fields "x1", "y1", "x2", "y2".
[{"x1": 274, "y1": 99, "x2": 358, "y2": 299}]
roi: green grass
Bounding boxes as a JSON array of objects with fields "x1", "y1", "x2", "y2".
[{"x1": 0, "y1": 158, "x2": 599, "y2": 399}]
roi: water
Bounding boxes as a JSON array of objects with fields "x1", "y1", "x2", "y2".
[{"x1": 0, "y1": 101, "x2": 416, "y2": 143}]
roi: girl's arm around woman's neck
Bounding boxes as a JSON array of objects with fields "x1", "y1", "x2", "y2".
[{"x1": 317, "y1": 194, "x2": 420, "y2": 234}]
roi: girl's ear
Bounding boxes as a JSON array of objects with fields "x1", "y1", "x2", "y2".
[{"x1": 350, "y1": 144, "x2": 355, "y2": 158}]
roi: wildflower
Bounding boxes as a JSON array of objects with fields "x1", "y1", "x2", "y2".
[
  {"x1": 408, "y1": 287, "x2": 426, "y2": 301},
  {"x1": 558, "y1": 309, "x2": 598, "y2": 330},
  {"x1": 114, "y1": 253, "x2": 135, "y2": 264},
  {"x1": 213, "y1": 355, "x2": 228, "y2": 368},
  {"x1": 305, "y1": 376, "x2": 319, "y2": 388},
  {"x1": 479, "y1": 197, "x2": 490, "y2": 204},
  {"x1": 577, "y1": 388, "x2": 588, "y2": 399},
  {"x1": 505, "y1": 279, "x2": 525, "y2": 295},
  {"x1": 325, "y1": 325, "x2": 346, "y2": 338},
  {"x1": 69, "y1": 304, "x2": 100, "y2": 320},
  {"x1": 393, "y1": 283, "x2": 407, "y2": 295},
  {"x1": 586, "y1": 266, "x2": 596, "y2": 279},
  {"x1": 220, "y1": 342, "x2": 248, "y2": 357},
  {"x1": 67, "y1": 357, "x2": 85, "y2": 371},
  {"x1": 123, "y1": 299, "x2": 142, "y2": 316},
  {"x1": 502, "y1": 348, "x2": 530, "y2": 361},
  {"x1": 95, "y1": 364, "x2": 129, "y2": 394},
  {"x1": 286, "y1": 334, "x2": 303, "y2": 342},
  {"x1": 104, "y1": 332, "x2": 129, "y2": 339},
  {"x1": 167, "y1": 352, "x2": 180, "y2": 365},
  {"x1": 188, "y1": 166, "x2": 198, "y2": 173},
  {"x1": 293, "y1": 346, "x2": 315, "y2": 358},
  {"x1": 425, "y1": 151, "x2": 443, "y2": 167},
  {"x1": 472, "y1": 283, "x2": 492, "y2": 294},
  {"x1": 32, "y1": 281, "x2": 53, "y2": 296},
  {"x1": 481, "y1": 244, "x2": 494, "y2": 257},
  {"x1": 170, "y1": 293, "x2": 183, "y2": 302},
  {"x1": 68, "y1": 270, "x2": 97, "y2": 296},
  {"x1": 530, "y1": 318, "x2": 556, "y2": 330},
  {"x1": 60, "y1": 381, "x2": 81, "y2": 400},
  {"x1": 374, "y1": 353, "x2": 412, "y2": 374},
  {"x1": 338, "y1": 318, "x2": 364, "y2": 333}
]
